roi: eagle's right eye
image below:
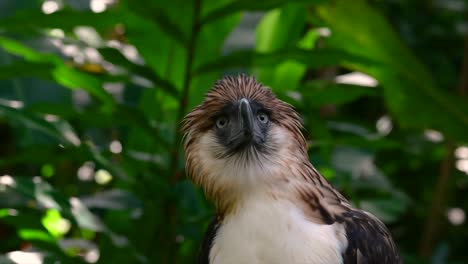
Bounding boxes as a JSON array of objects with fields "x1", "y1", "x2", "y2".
[{"x1": 215, "y1": 116, "x2": 228, "y2": 129}]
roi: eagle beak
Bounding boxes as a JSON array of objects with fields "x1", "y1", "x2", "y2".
[
  {"x1": 239, "y1": 98, "x2": 254, "y2": 137},
  {"x1": 226, "y1": 98, "x2": 256, "y2": 149}
]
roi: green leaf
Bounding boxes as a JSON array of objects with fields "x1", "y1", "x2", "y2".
[
  {"x1": 0, "y1": 37, "x2": 57, "y2": 63},
  {"x1": 98, "y1": 47, "x2": 179, "y2": 97},
  {"x1": 0, "y1": 9, "x2": 185, "y2": 46},
  {"x1": 256, "y1": 4, "x2": 309, "y2": 52},
  {"x1": 0, "y1": 10, "x2": 118, "y2": 33},
  {"x1": 0, "y1": 61, "x2": 54, "y2": 80},
  {"x1": 18, "y1": 229, "x2": 56, "y2": 243},
  {"x1": 300, "y1": 81, "x2": 379, "y2": 106},
  {"x1": 194, "y1": 48, "x2": 376, "y2": 76},
  {"x1": 51, "y1": 64, "x2": 116, "y2": 110},
  {"x1": 201, "y1": 0, "x2": 326, "y2": 25},
  {"x1": 315, "y1": 0, "x2": 468, "y2": 141},
  {"x1": 255, "y1": 5, "x2": 321, "y2": 90},
  {"x1": 0, "y1": 100, "x2": 81, "y2": 147},
  {"x1": 41, "y1": 209, "x2": 71, "y2": 238},
  {"x1": 0, "y1": 37, "x2": 115, "y2": 110},
  {"x1": 0, "y1": 176, "x2": 114, "y2": 239},
  {"x1": 119, "y1": 1, "x2": 187, "y2": 45}
]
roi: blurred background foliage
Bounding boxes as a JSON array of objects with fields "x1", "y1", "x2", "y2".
[{"x1": 0, "y1": 0, "x2": 467, "y2": 263}]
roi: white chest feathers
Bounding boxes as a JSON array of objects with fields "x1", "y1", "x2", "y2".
[{"x1": 210, "y1": 195, "x2": 348, "y2": 264}]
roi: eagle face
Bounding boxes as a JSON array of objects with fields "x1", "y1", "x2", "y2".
[
  {"x1": 182, "y1": 75, "x2": 307, "y2": 212},
  {"x1": 212, "y1": 98, "x2": 269, "y2": 156}
]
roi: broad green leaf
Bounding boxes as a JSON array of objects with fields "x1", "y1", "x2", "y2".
[
  {"x1": 0, "y1": 37, "x2": 57, "y2": 63},
  {"x1": 271, "y1": 29, "x2": 321, "y2": 90},
  {"x1": 300, "y1": 81, "x2": 379, "y2": 106},
  {"x1": 254, "y1": 3, "x2": 307, "y2": 89},
  {"x1": 0, "y1": 61, "x2": 54, "y2": 80},
  {"x1": 255, "y1": 5, "x2": 306, "y2": 52},
  {"x1": 255, "y1": 4, "x2": 321, "y2": 91},
  {"x1": 193, "y1": 48, "x2": 377, "y2": 76},
  {"x1": 201, "y1": 0, "x2": 326, "y2": 25},
  {"x1": 51, "y1": 64, "x2": 115, "y2": 110},
  {"x1": 0, "y1": 37, "x2": 115, "y2": 110},
  {"x1": 0, "y1": 100, "x2": 81, "y2": 147},
  {"x1": 315, "y1": 0, "x2": 468, "y2": 141},
  {"x1": 0, "y1": 9, "x2": 185, "y2": 46},
  {"x1": 98, "y1": 47, "x2": 178, "y2": 97},
  {"x1": 0, "y1": 10, "x2": 119, "y2": 34},
  {"x1": 119, "y1": 0, "x2": 187, "y2": 45},
  {"x1": 25, "y1": 102, "x2": 170, "y2": 149},
  {"x1": 188, "y1": 4, "x2": 243, "y2": 109}
]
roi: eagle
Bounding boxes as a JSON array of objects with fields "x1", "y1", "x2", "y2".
[{"x1": 182, "y1": 75, "x2": 402, "y2": 264}]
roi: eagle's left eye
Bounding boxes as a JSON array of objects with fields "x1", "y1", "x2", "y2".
[
  {"x1": 215, "y1": 116, "x2": 228, "y2": 128},
  {"x1": 257, "y1": 112, "x2": 269, "y2": 124}
]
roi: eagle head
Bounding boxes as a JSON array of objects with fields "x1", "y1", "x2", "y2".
[{"x1": 182, "y1": 75, "x2": 307, "y2": 212}]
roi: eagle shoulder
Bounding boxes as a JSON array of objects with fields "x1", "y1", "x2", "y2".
[
  {"x1": 197, "y1": 215, "x2": 221, "y2": 264},
  {"x1": 339, "y1": 210, "x2": 402, "y2": 264},
  {"x1": 299, "y1": 165, "x2": 402, "y2": 263}
]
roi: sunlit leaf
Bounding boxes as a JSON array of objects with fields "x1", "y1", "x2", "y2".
[
  {"x1": 18, "y1": 229, "x2": 56, "y2": 243},
  {"x1": 254, "y1": 3, "x2": 307, "y2": 89},
  {"x1": 0, "y1": 37, "x2": 115, "y2": 110},
  {"x1": 41, "y1": 209, "x2": 71, "y2": 238},
  {"x1": 51, "y1": 65, "x2": 115, "y2": 111}
]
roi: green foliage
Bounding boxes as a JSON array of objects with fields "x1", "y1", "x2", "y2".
[{"x1": 0, "y1": 0, "x2": 467, "y2": 263}]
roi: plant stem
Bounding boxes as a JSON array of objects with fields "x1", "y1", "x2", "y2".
[
  {"x1": 419, "y1": 34, "x2": 468, "y2": 258},
  {"x1": 459, "y1": 35, "x2": 468, "y2": 96},
  {"x1": 169, "y1": 0, "x2": 202, "y2": 183},
  {"x1": 163, "y1": 0, "x2": 202, "y2": 263},
  {"x1": 418, "y1": 144, "x2": 454, "y2": 257}
]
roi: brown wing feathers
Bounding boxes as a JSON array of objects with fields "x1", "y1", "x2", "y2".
[{"x1": 298, "y1": 164, "x2": 402, "y2": 263}]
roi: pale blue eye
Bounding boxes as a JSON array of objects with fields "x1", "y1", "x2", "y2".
[
  {"x1": 216, "y1": 116, "x2": 228, "y2": 128},
  {"x1": 257, "y1": 112, "x2": 269, "y2": 124}
]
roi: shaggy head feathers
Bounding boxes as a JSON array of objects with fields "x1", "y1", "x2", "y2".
[
  {"x1": 182, "y1": 75, "x2": 308, "y2": 211},
  {"x1": 182, "y1": 75, "x2": 305, "y2": 148}
]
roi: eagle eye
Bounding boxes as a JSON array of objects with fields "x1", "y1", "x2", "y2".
[
  {"x1": 257, "y1": 111, "x2": 269, "y2": 124},
  {"x1": 215, "y1": 116, "x2": 228, "y2": 129}
]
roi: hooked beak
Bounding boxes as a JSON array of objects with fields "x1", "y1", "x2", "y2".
[
  {"x1": 227, "y1": 98, "x2": 256, "y2": 149},
  {"x1": 239, "y1": 98, "x2": 254, "y2": 137}
]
